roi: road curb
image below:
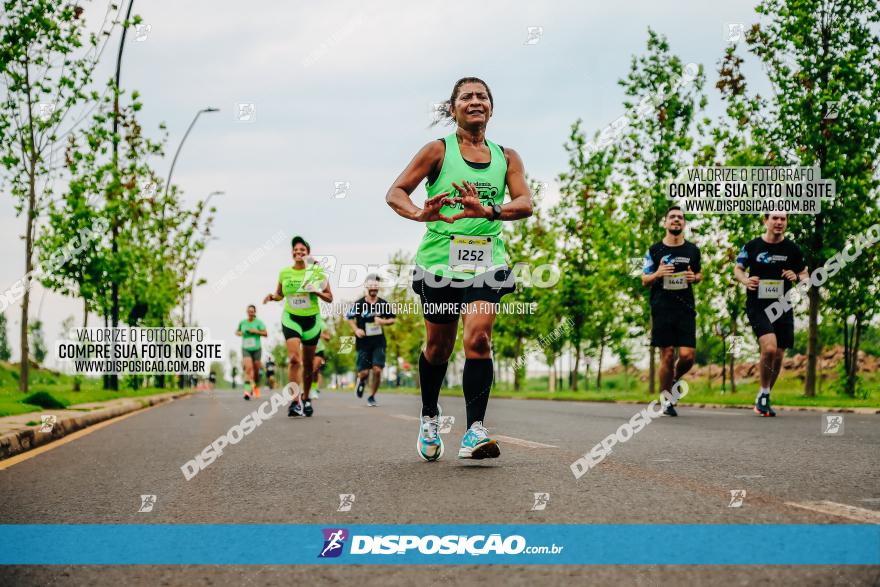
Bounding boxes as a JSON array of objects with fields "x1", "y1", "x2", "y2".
[{"x1": 0, "y1": 391, "x2": 192, "y2": 461}]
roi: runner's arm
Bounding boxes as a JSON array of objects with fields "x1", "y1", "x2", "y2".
[
  {"x1": 347, "y1": 319, "x2": 366, "y2": 338},
  {"x1": 385, "y1": 141, "x2": 447, "y2": 221},
  {"x1": 314, "y1": 282, "x2": 333, "y2": 304},
  {"x1": 263, "y1": 283, "x2": 283, "y2": 304},
  {"x1": 498, "y1": 147, "x2": 533, "y2": 221},
  {"x1": 734, "y1": 264, "x2": 757, "y2": 288}
]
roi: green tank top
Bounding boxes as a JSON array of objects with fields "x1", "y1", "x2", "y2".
[
  {"x1": 278, "y1": 264, "x2": 326, "y2": 316},
  {"x1": 415, "y1": 134, "x2": 509, "y2": 279}
]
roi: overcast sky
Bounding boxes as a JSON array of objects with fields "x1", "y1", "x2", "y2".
[{"x1": 1, "y1": 0, "x2": 767, "y2": 369}]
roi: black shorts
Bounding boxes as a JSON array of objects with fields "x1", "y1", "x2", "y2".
[
  {"x1": 281, "y1": 313, "x2": 321, "y2": 346},
  {"x1": 356, "y1": 345, "x2": 386, "y2": 371},
  {"x1": 650, "y1": 309, "x2": 696, "y2": 348},
  {"x1": 411, "y1": 267, "x2": 516, "y2": 324},
  {"x1": 242, "y1": 348, "x2": 261, "y2": 363},
  {"x1": 747, "y1": 304, "x2": 795, "y2": 349}
]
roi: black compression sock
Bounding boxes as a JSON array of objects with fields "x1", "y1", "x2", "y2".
[
  {"x1": 463, "y1": 358, "x2": 493, "y2": 428},
  {"x1": 419, "y1": 352, "x2": 448, "y2": 418}
]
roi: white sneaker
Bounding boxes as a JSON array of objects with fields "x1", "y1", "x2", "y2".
[{"x1": 417, "y1": 405, "x2": 444, "y2": 462}]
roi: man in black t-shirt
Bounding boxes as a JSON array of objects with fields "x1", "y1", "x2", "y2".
[
  {"x1": 345, "y1": 275, "x2": 396, "y2": 406},
  {"x1": 735, "y1": 213, "x2": 808, "y2": 417},
  {"x1": 642, "y1": 206, "x2": 702, "y2": 417}
]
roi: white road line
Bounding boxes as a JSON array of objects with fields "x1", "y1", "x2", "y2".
[
  {"x1": 390, "y1": 415, "x2": 557, "y2": 448},
  {"x1": 494, "y1": 435, "x2": 558, "y2": 449},
  {"x1": 785, "y1": 500, "x2": 880, "y2": 524}
]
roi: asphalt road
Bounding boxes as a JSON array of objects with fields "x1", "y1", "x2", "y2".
[{"x1": 1, "y1": 388, "x2": 878, "y2": 586}]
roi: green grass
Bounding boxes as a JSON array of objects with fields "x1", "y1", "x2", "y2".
[
  {"x1": 0, "y1": 361, "x2": 186, "y2": 417},
  {"x1": 378, "y1": 369, "x2": 880, "y2": 409}
]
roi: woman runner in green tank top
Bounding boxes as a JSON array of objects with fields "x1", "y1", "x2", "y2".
[
  {"x1": 386, "y1": 77, "x2": 533, "y2": 462},
  {"x1": 262, "y1": 236, "x2": 333, "y2": 417}
]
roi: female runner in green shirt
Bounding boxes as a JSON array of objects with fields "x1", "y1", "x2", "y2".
[
  {"x1": 386, "y1": 77, "x2": 533, "y2": 461},
  {"x1": 262, "y1": 236, "x2": 333, "y2": 417}
]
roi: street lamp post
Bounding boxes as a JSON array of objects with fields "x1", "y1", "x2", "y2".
[
  {"x1": 185, "y1": 190, "x2": 224, "y2": 325},
  {"x1": 164, "y1": 107, "x2": 219, "y2": 203}
]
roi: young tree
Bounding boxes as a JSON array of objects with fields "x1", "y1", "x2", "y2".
[
  {"x1": 0, "y1": 2, "x2": 103, "y2": 391},
  {"x1": 0, "y1": 312, "x2": 11, "y2": 361},
  {"x1": 745, "y1": 0, "x2": 880, "y2": 395},
  {"x1": 617, "y1": 29, "x2": 706, "y2": 395},
  {"x1": 28, "y1": 319, "x2": 46, "y2": 364}
]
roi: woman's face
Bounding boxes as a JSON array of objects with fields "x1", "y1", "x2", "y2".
[
  {"x1": 452, "y1": 82, "x2": 492, "y2": 126},
  {"x1": 292, "y1": 243, "x2": 309, "y2": 262}
]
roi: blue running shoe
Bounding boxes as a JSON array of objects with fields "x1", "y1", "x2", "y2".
[
  {"x1": 458, "y1": 421, "x2": 500, "y2": 459},
  {"x1": 754, "y1": 394, "x2": 771, "y2": 416},
  {"x1": 416, "y1": 406, "x2": 444, "y2": 462}
]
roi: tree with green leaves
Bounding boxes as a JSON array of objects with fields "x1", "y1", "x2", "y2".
[
  {"x1": 617, "y1": 28, "x2": 706, "y2": 395},
  {"x1": 50, "y1": 86, "x2": 214, "y2": 389},
  {"x1": 0, "y1": 1, "x2": 105, "y2": 391},
  {"x1": 495, "y1": 186, "x2": 556, "y2": 390},
  {"x1": 0, "y1": 312, "x2": 11, "y2": 361},
  {"x1": 556, "y1": 123, "x2": 630, "y2": 391},
  {"x1": 744, "y1": 0, "x2": 880, "y2": 396},
  {"x1": 27, "y1": 319, "x2": 46, "y2": 364}
]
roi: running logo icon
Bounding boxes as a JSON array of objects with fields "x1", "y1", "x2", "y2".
[
  {"x1": 339, "y1": 336, "x2": 355, "y2": 354},
  {"x1": 628, "y1": 257, "x2": 644, "y2": 277},
  {"x1": 337, "y1": 494, "x2": 355, "y2": 512},
  {"x1": 726, "y1": 23, "x2": 745, "y2": 43},
  {"x1": 728, "y1": 490, "x2": 746, "y2": 508},
  {"x1": 524, "y1": 26, "x2": 543, "y2": 45},
  {"x1": 235, "y1": 103, "x2": 256, "y2": 122},
  {"x1": 39, "y1": 414, "x2": 56, "y2": 433},
  {"x1": 531, "y1": 492, "x2": 550, "y2": 511},
  {"x1": 822, "y1": 414, "x2": 844, "y2": 435},
  {"x1": 439, "y1": 415, "x2": 455, "y2": 434},
  {"x1": 318, "y1": 528, "x2": 349, "y2": 558},
  {"x1": 332, "y1": 181, "x2": 351, "y2": 199},
  {"x1": 727, "y1": 335, "x2": 745, "y2": 358},
  {"x1": 138, "y1": 495, "x2": 157, "y2": 513},
  {"x1": 134, "y1": 23, "x2": 151, "y2": 41}
]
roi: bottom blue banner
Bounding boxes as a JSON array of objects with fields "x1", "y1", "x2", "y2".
[{"x1": 1, "y1": 524, "x2": 877, "y2": 565}]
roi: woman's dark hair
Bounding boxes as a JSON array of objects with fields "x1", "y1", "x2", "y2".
[
  {"x1": 247, "y1": 304, "x2": 256, "y2": 311},
  {"x1": 430, "y1": 77, "x2": 494, "y2": 127}
]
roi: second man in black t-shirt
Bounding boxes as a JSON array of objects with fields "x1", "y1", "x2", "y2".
[{"x1": 346, "y1": 276, "x2": 396, "y2": 406}]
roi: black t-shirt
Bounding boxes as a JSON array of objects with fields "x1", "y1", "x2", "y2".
[
  {"x1": 644, "y1": 240, "x2": 702, "y2": 314},
  {"x1": 265, "y1": 359, "x2": 275, "y2": 375},
  {"x1": 345, "y1": 297, "x2": 395, "y2": 350},
  {"x1": 736, "y1": 237, "x2": 806, "y2": 309}
]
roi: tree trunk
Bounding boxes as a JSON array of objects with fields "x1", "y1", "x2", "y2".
[
  {"x1": 548, "y1": 361, "x2": 556, "y2": 392},
  {"x1": 596, "y1": 340, "x2": 604, "y2": 390},
  {"x1": 804, "y1": 286, "x2": 820, "y2": 397},
  {"x1": 571, "y1": 344, "x2": 580, "y2": 391},
  {"x1": 20, "y1": 179, "x2": 36, "y2": 392},
  {"x1": 729, "y1": 321, "x2": 737, "y2": 394},
  {"x1": 82, "y1": 298, "x2": 89, "y2": 327},
  {"x1": 103, "y1": 311, "x2": 110, "y2": 389},
  {"x1": 850, "y1": 313, "x2": 862, "y2": 395},
  {"x1": 513, "y1": 337, "x2": 522, "y2": 391}
]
